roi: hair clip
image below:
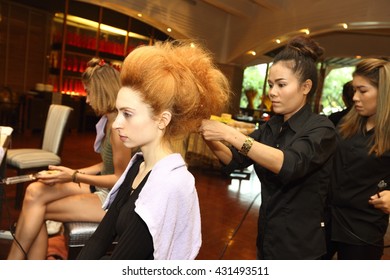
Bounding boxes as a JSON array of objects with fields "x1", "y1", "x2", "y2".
[{"x1": 99, "y1": 59, "x2": 106, "y2": 66}]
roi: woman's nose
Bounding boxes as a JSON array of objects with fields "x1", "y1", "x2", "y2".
[{"x1": 112, "y1": 115, "x2": 122, "y2": 130}]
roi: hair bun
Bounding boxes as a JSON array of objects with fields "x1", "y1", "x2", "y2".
[
  {"x1": 87, "y1": 57, "x2": 102, "y2": 68},
  {"x1": 288, "y1": 35, "x2": 324, "y2": 62}
]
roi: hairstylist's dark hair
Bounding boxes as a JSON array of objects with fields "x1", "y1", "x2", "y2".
[{"x1": 273, "y1": 36, "x2": 324, "y2": 101}]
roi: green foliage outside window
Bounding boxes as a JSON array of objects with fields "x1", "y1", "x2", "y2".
[
  {"x1": 240, "y1": 64, "x2": 267, "y2": 109},
  {"x1": 321, "y1": 67, "x2": 355, "y2": 115},
  {"x1": 241, "y1": 63, "x2": 355, "y2": 115}
]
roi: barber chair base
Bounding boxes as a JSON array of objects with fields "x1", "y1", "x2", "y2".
[{"x1": 64, "y1": 221, "x2": 99, "y2": 259}]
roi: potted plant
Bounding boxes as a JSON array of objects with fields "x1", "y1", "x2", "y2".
[{"x1": 242, "y1": 70, "x2": 261, "y2": 109}]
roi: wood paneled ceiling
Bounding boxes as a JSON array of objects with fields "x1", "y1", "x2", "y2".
[{"x1": 78, "y1": 0, "x2": 390, "y2": 68}]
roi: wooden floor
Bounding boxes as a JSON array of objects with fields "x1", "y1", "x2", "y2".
[{"x1": 1, "y1": 130, "x2": 390, "y2": 260}]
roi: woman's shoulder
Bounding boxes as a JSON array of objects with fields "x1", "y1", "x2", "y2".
[
  {"x1": 153, "y1": 154, "x2": 194, "y2": 181},
  {"x1": 146, "y1": 154, "x2": 195, "y2": 192},
  {"x1": 306, "y1": 112, "x2": 335, "y2": 130}
]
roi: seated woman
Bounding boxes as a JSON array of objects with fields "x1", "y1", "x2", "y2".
[
  {"x1": 7, "y1": 58, "x2": 132, "y2": 260},
  {"x1": 77, "y1": 40, "x2": 230, "y2": 260}
]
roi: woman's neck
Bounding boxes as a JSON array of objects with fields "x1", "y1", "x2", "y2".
[
  {"x1": 366, "y1": 114, "x2": 376, "y2": 131},
  {"x1": 141, "y1": 141, "x2": 173, "y2": 171}
]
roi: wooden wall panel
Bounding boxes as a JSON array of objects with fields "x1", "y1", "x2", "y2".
[
  {"x1": 25, "y1": 11, "x2": 50, "y2": 90},
  {"x1": 0, "y1": 1, "x2": 50, "y2": 93}
]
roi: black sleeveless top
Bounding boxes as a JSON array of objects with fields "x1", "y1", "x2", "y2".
[{"x1": 77, "y1": 157, "x2": 154, "y2": 260}]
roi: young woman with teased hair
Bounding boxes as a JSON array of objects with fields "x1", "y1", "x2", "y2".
[{"x1": 77, "y1": 40, "x2": 230, "y2": 260}]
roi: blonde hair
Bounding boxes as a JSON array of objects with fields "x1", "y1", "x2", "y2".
[
  {"x1": 339, "y1": 58, "x2": 390, "y2": 156},
  {"x1": 81, "y1": 58, "x2": 121, "y2": 116},
  {"x1": 120, "y1": 40, "x2": 230, "y2": 139}
]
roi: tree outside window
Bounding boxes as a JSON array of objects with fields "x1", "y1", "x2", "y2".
[
  {"x1": 241, "y1": 64, "x2": 268, "y2": 109},
  {"x1": 241, "y1": 63, "x2": 355, "y2": 116},
  {"x1": 321, "y1": 67, "x2": 354, "y2": 115}
]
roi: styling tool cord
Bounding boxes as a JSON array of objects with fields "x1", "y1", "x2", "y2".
[
  {"x1": 333, "y1": 209, "x2": 390, "y2": 248},
  {"x1": 219, "y1": 192, "x2": 260, "y2": 259},
  {"x1": 2, "y1": 186, "x2": 29, "y2": 259}
]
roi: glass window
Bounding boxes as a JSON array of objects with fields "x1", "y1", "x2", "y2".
[
  {"x1": 321, "y1": 67, "x2": 354, "y2": 115},
  {"x1": 241, "y1": 63, "x2": 268, "y2": 109}
]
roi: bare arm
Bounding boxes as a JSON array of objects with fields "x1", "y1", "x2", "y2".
[
  {"x1": 40, "y1": 126, "x2": 132, "y2": 189},
  {"x1": 73, "y1": 126, "x2": 132, "y2": 189}
]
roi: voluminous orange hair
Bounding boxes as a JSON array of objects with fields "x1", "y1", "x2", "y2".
[{"x1": 120, "y1": 40, "x2": 231, "y2": 139}]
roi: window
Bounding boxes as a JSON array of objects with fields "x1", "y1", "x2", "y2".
[
  {"x1": 321, "y1": 67, "x2": 354, "y2": 115},
  {"x1": 241, "y1": 63, "x2": 268, "y2": 109}
]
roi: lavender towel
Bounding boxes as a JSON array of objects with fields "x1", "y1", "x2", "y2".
[{"x1": 103, "y1": 152, "x2": 202, "y2": 260}]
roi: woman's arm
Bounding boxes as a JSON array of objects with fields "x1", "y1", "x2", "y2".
[
  {"x1": 40, "y1": 126, "x2": 132, "y2": 188},
  {"x1": 201, "y1": 120, "x2": 284, "y2": 174},
  {"x1": 68, "y1": 127, "x2": 132, "y2": 189}
]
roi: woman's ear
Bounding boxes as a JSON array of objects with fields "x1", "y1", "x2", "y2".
[
  {"x1": 158, "y1": 111, "x2": 172, "y2": 130},
  {"x1": 302, "y1": 79, "x2": 313, "y2": 95}
]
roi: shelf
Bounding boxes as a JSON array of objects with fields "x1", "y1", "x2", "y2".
[{"x1": 49, "y1": 3, "x2": 169, "y2": 95}]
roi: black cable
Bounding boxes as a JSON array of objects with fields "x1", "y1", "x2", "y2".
[
  {"x1": 1, "y1": 184, "x2": 29, "y2": 259},
  {"x1": 331, "y1": 178, "x2": 390, "y2": 249},
  {"x1": 218, "y1": 192, "x2": 260, "y2": 259},
  {"x1": 333, "y1": 208, "x2": 390, "y2": 249}
]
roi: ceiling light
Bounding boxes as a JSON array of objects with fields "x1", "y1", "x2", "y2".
[
  {"x1": 54, "y1": 13, "x2": 149, "y2": 40},
  {"x1": 342, "y1": 23, "x2": 348, "y2": 29},
  {"x1": 167, "y1": 28, "x2": 172, "y2": 32},
  {"x1": 301, "y1": 28, "x2": 310, "y2": 35},
  {"x1": 137, "y1": 13, "x2": 143, "y2": 17},
  {"x1": 275, "y1": 39, "x2": 281, "y2": 44}
]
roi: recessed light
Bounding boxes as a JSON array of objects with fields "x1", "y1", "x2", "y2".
[{"x1": 301, "y1": 28, "x2": 310, "y2": 35}]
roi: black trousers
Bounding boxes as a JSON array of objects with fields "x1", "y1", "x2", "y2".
[{"x1": 324, "y1": 241, "x2": 383, "y2": 260}]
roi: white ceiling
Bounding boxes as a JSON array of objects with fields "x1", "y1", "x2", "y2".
[{"x1": 80, "y1": 0, "x2": 390, "y2": 68}]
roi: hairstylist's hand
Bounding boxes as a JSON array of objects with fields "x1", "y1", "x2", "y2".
[
  {"x1": 200, "y1": 119, "x2": 238, "y2": 142},
  {"x1": 369, "y1": 190, "x2": 390, "y2": 214}
]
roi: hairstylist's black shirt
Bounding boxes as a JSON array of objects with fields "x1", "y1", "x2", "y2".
[
  {"x1": 223, "y1": 104, "x2": 337, "y2": 259},
  {"x1": 330, "y1": 129, "x2": 390, "y2": 246}
]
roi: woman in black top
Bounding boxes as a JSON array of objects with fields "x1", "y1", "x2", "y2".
[
  {"x1": 200, "y1": 36, "x2": 337, "y2": 259},
  {"x1": 327, "y1": 58, "x2": 390, "y2": 260},
  {"x1": 77, "y1": 157, "x2": 154, "y2": 259},
  {"x1": 77, "y1": 40, "x2": 230, "y2": 260}
]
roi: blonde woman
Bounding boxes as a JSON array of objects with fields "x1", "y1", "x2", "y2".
[
  {"x1": 7, "y1": 58, "x2": 132, "y2": 260},
  {"x1": 328, "y1": 58, "x2": 390, "y2": 260}
]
